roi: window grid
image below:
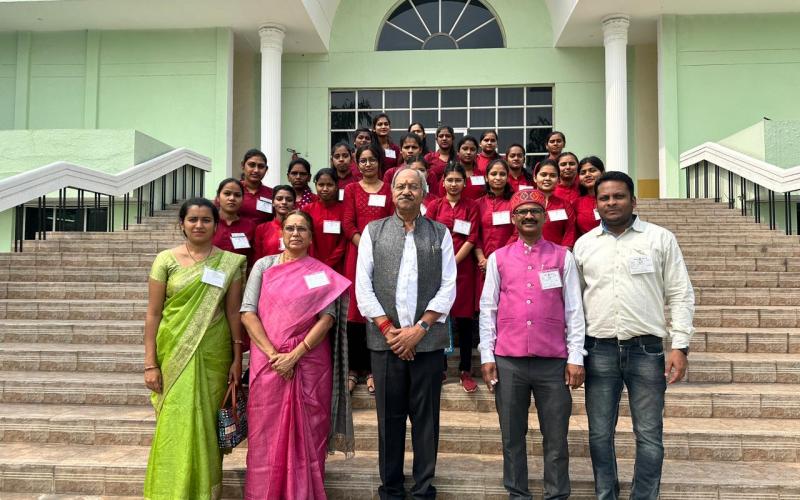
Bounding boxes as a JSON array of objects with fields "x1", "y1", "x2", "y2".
[{"x1": 330, "y1": 87, "x2": 553, "y2": 160}]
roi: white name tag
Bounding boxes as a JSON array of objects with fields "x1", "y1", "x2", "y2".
[
  {"x1": 279, "y1": 238, "x2": 286, "y2": 251},
  {"x1": 519, "y1": 185, "x2": 534, "y2": 191},
  {"x1": 338, "y1": 189, "x2": 345, "y2": 201},
  {"x1": 594, "y1": 208, "x2": 601, "y2": 221},
  {"x1": 256, "y1": 197, "x2": 273, "y2": 213},
  {"x1": 492, "y1": 211, "x2": 511, "y2": 226},
  {"x1": 539, "y1": 269, "x2": 562, "y2": 290},
  {"x1": 548, "y1": 209, "x2": 568, "y2": 221},
  {"x1": 421, "y1": 205, "x2": 427, "y2": 216},
  {"x1": 470, "y1": 175, "x2": 486, "y2": 186},
  {"x1": 453, "y1": 219, "x2": 472, "y2": 236},
  {"x1": 629, "y1": 255, "x2": 655, "y2": 275},
  {"x1": 230, "y1": 232, "x2": 250, "y2": 249},
  {"x1": 201, "y1": 267, "x2": 226, "y2": 288},
  {"x1": 323, "y1": 220, "x2": 341, "y2": 234},
  {"x1": 304, "y1": 271, "x2": 330, "y2": 289},
  {"x1": 368, "y1": 194, "x2": 386, "y2": 207},
  {"x1": 384, "y1": 149, "x2": 396, "y2": 159}
]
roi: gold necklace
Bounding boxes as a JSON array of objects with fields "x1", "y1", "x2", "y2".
[{"x1": 185, "y1": 242, "x2": 212, "y2": 263}]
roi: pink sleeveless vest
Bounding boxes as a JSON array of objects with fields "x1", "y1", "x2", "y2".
[{"x1": 494, "y1": 238, "x2": 568, "y2": 359}]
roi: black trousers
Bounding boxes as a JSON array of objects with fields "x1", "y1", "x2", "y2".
[
  {"x1": 347, "y1": 321, "x2": 371, "y2": 373},
  {"x1": 371, "y1": 349, "x2": 444, "y2": 500}
]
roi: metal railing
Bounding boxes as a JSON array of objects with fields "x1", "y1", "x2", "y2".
[
  {"x1": 13, "y1": 164, "x2": 204, "y2": 251},
  {"x1": 684, "y1": 160, "x2": 799, "y2": 235}
]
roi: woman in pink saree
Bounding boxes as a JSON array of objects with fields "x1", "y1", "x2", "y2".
[{"x1": 241, "y1": 210, "x2": 354, "y2": 500}]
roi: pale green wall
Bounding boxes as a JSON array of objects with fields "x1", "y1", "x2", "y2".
[
  {"x1": 280, "y1": 0, "x2": 608, "y2": 178},
  {"x1": 632, "y1": 44, "x2": 659, "y2": 197},
  {"x1": 660, "y1": 13, "x2": 800, "y2": 196},
  {"x1": 232, "y1": 43, "x2": 260, "y2": 174},
  {"x1": 0, "y1": 28, "x2": 233, "y2": 195}
]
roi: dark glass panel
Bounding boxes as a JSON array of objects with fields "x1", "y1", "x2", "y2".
[
  {"x1": 456, "y1": 20, "x2": 504, "y2": 49},
  {"x1": 497, "y1": 128, "x2": 524, "y2": 151},
  {"x1": 386, "y1": 3, "x2": 429, "y2": 41},
  {"x1": 358, "y1": 111, "x2": 375, "y2": 129},
  {"x1": 470, "y1": 87, "x2": 495, "y2": 107},
  {"x1": 526, "y1": 87, "x2": 552, "y2": 106},
  {"x1": 358, "y1": 90, "x2": 383, "y2": 110},
  {"x1": 450, "y1": 2, "x2": 494, "y2": 40},
  {"x1": 423, "y1": 34, "x2": 458, "y2": 50},
  {"x1": 469, "y1": 108, "x2": 495, "y2": 128},
  {"x1": 440, "y1": 108, "x2": 467, "y2": 128},
  {"x1": 414, "y1": 0, "x2": 440, "y2": 34},
  {"x1": 377, "y1": 27, "x2": 423, "y2": 51},
  {"x1": 389, "y1": 130, "x2": 405, "y2": 145},
  {"x1": 526, "y1": 107, "x2": 553, "y2": 127},
  {"x1": 526, "y1": 153, "x2": 546, "y2": 170},
  {"x1": 331, "y1": 132, "x2": 351, "y2": 149},
  {"x1": 526, "y1": 127, "x2": 551, "y2": 154},
  {"x1": 412, "y1": 89, "x2": 438, "y2": 108},
  {"x1": 86, "y1": 208, "x2": 108, "y2": 232},
  {"x1": 331, "y1": 111, "x2": 355, "y2": 130},
  {"x1": 498, "y1": 108, "x2": 523, "y2": 127},
  {"x1": 441, "y1": 0, "x2": 467, "y2": 34},
  {"x1": 498, "y1": 87, "x2": 523, "y2": 106},
  {"x1": 385, "y1": 110, "x2": 410, "y2": 127},
  {"x1": 441, "y1": 88, "x2": 467, "y2": 108},
  {"x1": 331, "y1": 91, "x2": 355, "y2": 110},
  {"x1": 412, "y1": 109, "x2": 438, "y2": 129},
  {"x1": 385, "y1": 90, "x2": 410, "y2": 109}
]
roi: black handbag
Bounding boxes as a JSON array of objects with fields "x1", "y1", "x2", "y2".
[{"x1": 217, "y1": 381, "x2": 248, "y2": 450}]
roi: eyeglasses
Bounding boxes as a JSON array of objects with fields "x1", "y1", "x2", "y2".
[
  {"x1": 513, "y1": 208, "x2": 545, "y2": 216},
  {"x1": 358, "y1": 158, "x2": 379, "y2": 165},
  {"x1": 283, "y1": 225, "x2": 309, "y2": 234}
]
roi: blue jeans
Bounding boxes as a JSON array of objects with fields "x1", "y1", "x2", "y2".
[{"x1": 584, "y1": 337, "x2": 667, "y2": 500}]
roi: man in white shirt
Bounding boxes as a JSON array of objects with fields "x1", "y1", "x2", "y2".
[
  {"x1": 355, "y1": 168, "x2": 457, "y2": 499},
  {"x1": 478, "y1": 189, "x2": 586, "y2": 500},
  {"x1": 573, "y1": 171, "x2": 695, "y2": 500}
]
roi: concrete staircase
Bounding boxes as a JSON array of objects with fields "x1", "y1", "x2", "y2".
[{"x1": 1, "y1": 198, "x2": 800, "y2": 499}]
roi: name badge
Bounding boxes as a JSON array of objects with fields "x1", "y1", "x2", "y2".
[
  {"x1": 304, "y1": 271, "x2": 330, "y2": 289},
  {"x1": 384, "y1": 149, "x2": 396, "y2": 159},
  {"x1": 539, "y1": 269, "x2": 562, "y2": 290},
  {"x1": 230, "y1": 232, "x2": 250, "y2": 249},
  {"x1": 338, "y1": 189, "x2": 345, "y2": 202},
  {"x1": 548, "y1": 209, "x2": 568, "y2": 221},
  {"x1": 519, "y1": 185, "x2": 534, "y2": 191},
  {"x1": 256, "y1": 197, "x2": 273, "y2": 214},
  {"x1": 453, "y1": 219, "x2": 472, "y2": 236},
  {"x1": 368, "y1": 194, "x2": 386, "y2": 207},
  {"x1": 492, "y1": 211, "x2": 511, "y2": 226},
  {"x1": 421, "y1": 205, "x2": 428, "y2": 216},
  {"x1": 470, "y1": 175, "x2": 486, "y2": 186},
  {"x1": 279, "y1": 238, "x2": 286, "y2": 251},
  {"x1": 629, "y1": 255, "x2": 655, "y2": 275},
  {"x1": 201, "y1": 267, "x2": 226, "y2": 288},
  {"x1": 593, "y1": 208, "x2": 601, "y2": 221},
  {"x1": 323, "y1": 220, "x2": 341, "y2": 234}
]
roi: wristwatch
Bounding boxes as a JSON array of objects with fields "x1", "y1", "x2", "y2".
[{"x1": 416, "y1": 320, "x2": 431, "y2": 332}]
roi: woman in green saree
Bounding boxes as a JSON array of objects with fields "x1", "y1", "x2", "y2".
[{"x1": 143, "y1": 197, "x2": 247, "y2": 500}]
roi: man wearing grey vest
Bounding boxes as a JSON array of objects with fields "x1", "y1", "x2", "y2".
[{"x1": 356, "y1": 168, "x2": 457, "y2": 499}]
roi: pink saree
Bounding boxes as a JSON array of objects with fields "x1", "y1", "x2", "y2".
[{"x1": 245, "y1": 256, "x2": 352, "y2": 500}]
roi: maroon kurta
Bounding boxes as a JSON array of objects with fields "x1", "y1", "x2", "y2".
[
  {"x1": 461, "y1": 166, "x2": 489, "y2": 201},
  {"x1": 426, "y1": 196, "x2": 479, "y2": 319},
  {"x1": 253, "y1": 219, "x2": 284, "y2": 263},
  {"x1": 508, "y1": 173, "x2": 534, "y2": 193},
  {"x1": 542, "y1": 194, "x2": 577, "y2": 248},
  {"x1": 573, "y1": 194, "x2": 601, "y2": 236},
  {"x1": 213, "y1": 217, "x2": 256, "y2": 260},
  {"x1": 238, "y1": 183, "x2": 274, "y2": 226},
  {"x1": 306, "y1": 199, "x2": 347, "y2": 273},
  {"x1": 382, "y1": 167, "x2": 442, "y2": 198},
  {"x1": 424, "y1": 151, "x2": 452, "y2": 178},
  {"x1": 342, "y1": 182, "x2": 395, "y2": 322},
  {"x1": 381, "y1": 143, "x2": 402, "y2": 173},
  {"x1": 294, "y1": 187, "x2": 319, "y2": 211},
  {"x1": 554, "y1": 182, "x2": 579, "y2": 203},
  {"x1": 476, "y1": 152, "x2": 499, "y2": 173}
]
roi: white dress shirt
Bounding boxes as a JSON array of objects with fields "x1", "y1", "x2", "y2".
[
  {"x1": 573, "y1": 216, "x2": 695, "y2": 348},
  {"x1": 355, "y1": 221, "x2": 457, "y2": 327},
  {"x1": 478, "y1": 243, "x2": 586, "y2": 365}
]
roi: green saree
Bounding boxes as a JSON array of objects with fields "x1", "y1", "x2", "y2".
[{"x1": 144, "y1": 249, "x2": 246, "y2": 500}]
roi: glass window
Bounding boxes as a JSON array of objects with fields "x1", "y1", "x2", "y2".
[
  {"x1": 378, "y1": 0, "x2": 504, "y2": 51},
  {"x1": 330, "y1": 86, "x2": 553, "y2": 162}
]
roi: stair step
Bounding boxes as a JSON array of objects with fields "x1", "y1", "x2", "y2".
[
  {"x1": 691, "y1": 327, "x2": 800, "y2": 354},
  {"x1": 0, "y1": 443, "x2": 798, "y2": 498},
  {"x1": 0, "y1": 300, "x2": 147, "y2": 321},
  {"x1": 0, "y1": 267, "x2": 148, "y2": 283},
  {"x1": 0, "y1": 253, "x2": 157, "y2": 269},
  {"x1": 0, "y1": 283, "x2": 147, "y2": 301},
  {"x1": 695, "y1": 287, "x2": 800, "y2": 306},
  {"x1": 0, "y1": 344, "x2": 141, "y2": 372},
  {"x1": 690, "y1": 271, "x2": 800, "y2": 288},
  {"x1": 694, "y1": 305, "x2": 800, "y2": 328},
  {"x1": 0, "y1": 320, "x2": 144, "y2": 345}
]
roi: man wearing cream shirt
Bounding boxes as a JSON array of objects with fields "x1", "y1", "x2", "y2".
[{"x1": 573, "y1": 171, "x2": 695, "y2": 500}]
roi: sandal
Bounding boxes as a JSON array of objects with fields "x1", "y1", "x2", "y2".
[
  {"x1": 348, "y1": 374, "x2": 358, "y2": 394},
  {"x1": 366, "y1": 373, "x2": 376, "y2": 396}
]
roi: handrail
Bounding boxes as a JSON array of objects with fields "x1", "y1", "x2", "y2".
[
  {"x1": 680, "y1": 142, "x2": 800, "y2": 235},
  {"x1": 0, "y1": 148, "x2": 210, "y2": 213}
]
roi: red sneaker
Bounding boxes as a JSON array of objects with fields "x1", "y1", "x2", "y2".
[{"x1": 460, "y1": 371, "x2": 478, "y2": 393}]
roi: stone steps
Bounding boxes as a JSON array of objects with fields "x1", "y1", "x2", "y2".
[
  {"x1": 2, "y1": 404, "x2": 798, "y2": 463},
  {"x1": 0, "y1": 267, "x2": 148, "y2": 283},
  {"x1": 0, "y1": 300, "x2": 146, "y2": 321},
  {"x1": 1, "y1": 443, "x2": 798, "y2": 499},
  {"x1": 693, "y1": 305, "x2": 800, "y2": 328},
  {"x1": 694, "y1": 287, "x2": 800, "y2": 306}
]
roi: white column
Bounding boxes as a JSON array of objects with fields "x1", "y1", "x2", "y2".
[
  {"x1": 602, "y1": 14, "x2": 630, "y2": 174},
  {"x1": 259, "y1": 23, "x2": 285, "y2": 188}
]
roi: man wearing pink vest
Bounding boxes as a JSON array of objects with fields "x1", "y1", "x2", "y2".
[{"x1": 478, "y1": 189, "x2": 586, "y2": 500}]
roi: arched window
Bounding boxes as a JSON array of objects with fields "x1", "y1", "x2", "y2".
[{"x1": 378, "y1": 0, "x2": 504, "y2": 51}]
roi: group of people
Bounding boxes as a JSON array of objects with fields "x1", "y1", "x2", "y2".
[{"x1": 142, "y1": 115, "x2": 696, "y2": 500}]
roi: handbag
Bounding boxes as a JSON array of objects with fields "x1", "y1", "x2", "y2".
[{"x1": 217, "y1": 381, "x2": 248, "y2": 450}]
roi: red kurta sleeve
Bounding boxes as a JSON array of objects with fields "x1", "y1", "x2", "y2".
[{"x1": 342, "y1": 183, "x2": 360, "y2": 241}]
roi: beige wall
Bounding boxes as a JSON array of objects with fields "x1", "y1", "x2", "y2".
[
  {"x1": 633, "y1": 44, "x2": 659, "y2": 198},
  {"x1": 231, "y1": 37, "x2": 260, "y2": 177}
]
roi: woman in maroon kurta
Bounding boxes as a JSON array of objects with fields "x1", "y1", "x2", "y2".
[
  {"x1": 426, "y1": 164, "x2": 480, "y2": 393},
  {"x1": 306, "y1": 168, "x2": 347, "y2": 273},
  {"x1": 342, "y1": 143, "x2": 394, "y2": 394},
  {"x1": 553, "y1": 151, "x2": 580, "y2": 203},
  {"x1": 372, "y1": 113, "x2": 401, "y2": 173},
  {"x1": 573, "y1": 155, "x2": 606, "y2": 236},
  {"x1": 425, "y1": 125, "x2": 456, "y2": 180},
  {"x1": 287, "y1": 158, "x2": 318, "y2": 210},
  {"x1": 475, "y1": 158, "x2": 516, "y2": 271},
  {"x1": 408, "y1": 121, "x2": 430, "y2": 155},
  {"x1": 213, "y1": 178, "x2": 257, "y2": 262},
  {"x1": 505, "y1": 143, "x2": 534, "y2": 192},
  {"x1": 456, "y1": 135, "x2": 487, "y2": 201},
  {"x1": 253, "y1": 185, "x2": 296, "y2": 263},
  {"x1": 237, "y1": 149, "x2": 275, "y2": 226},
  {"x1": 382, "y1": 133, "x2": 422, "y2": 184},
  {"x1": 535, "y1": 159, "x2": 577, "y2": 248},
  {"x1": 476, "y1": 130, "x2": 500, "y2": 173},
  {"x1": 405, "y1": 156, "x2": 440, "y2": 217},
  {"x1": 331, "y1": 142, "x2": 361, "y2": 199}
]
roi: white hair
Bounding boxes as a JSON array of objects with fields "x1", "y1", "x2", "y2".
[{"x1": 390, "y1": 166, "x2": 429, "y2": 195}]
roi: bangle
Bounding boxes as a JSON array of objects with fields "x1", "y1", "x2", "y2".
[
  {"x1": 232, "y1": 340, "x2": 243, "y2": 345},
  {"x1": 144, "y1": 365, "x2": 160, "y2": 371},
  {"x1": 377, "y1": 319, "x2": 393, "y2": 335},
  {"x1": 302, "y1": 340, "x2": 312, "y2": 352}
]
